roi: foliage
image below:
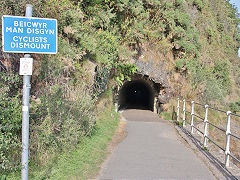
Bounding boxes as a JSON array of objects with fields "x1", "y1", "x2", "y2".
[
  {"x1": 8, "y1": 99, "x2": 119, "y2": 180},
  {"x1": 161, "y1": 112, "x2": 172, "y2": 121},
  {"x1": 175, "y1": 121, "x2": 184, "y2": 127},
  {"x1": 192, "y1": 0, "x2": 205, "y2": 11},
  {"x1": 44, "y1": 99, "x2": 120, "y2": 180},
  {"x1": 114, "y1": 63, "x2": 139, "y2": 86},
  {"x1": 176, "y1": 58, "x2": 187, "y2": 71},
  {"x1": 93, "y1": 65, "x2": 111, "y2": 97},
  {"x1": 172, "y1": 0, "x2": 239, "y2": 104},
  {"x1": 0, "y1": 0, "x2": 240, "y2": 177},
  {"x1": 27, "y1": 82, "x2": 96, "y2": 172},
  {"x1": 0, "y1": 72, "x2": 22, "y2": 175},
  {"x1": 212, "y1": 60, "x2": 231, "y2": 90},
  {"x1": 26, "y1": 37, "x2": 97, "y2": 169},
  {"x1": 229, "y1": 100, "x2": 240, "y2": 113}
]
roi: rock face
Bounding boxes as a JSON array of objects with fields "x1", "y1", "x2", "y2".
[
  {"x1": 117, "y1": 50, "x2": 171, "y2": 113},
  {"x1": 134, "y1": 51, "x2": 170, "y2": 101},
  {"x1": 134, "y1": 55, "x2": 169, "y2": 88}
]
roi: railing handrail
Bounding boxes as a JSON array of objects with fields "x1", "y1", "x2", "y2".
[
  {"x1": 176, "y1": 98, "x2": 240, "y2": 168},
  {"x1": 194, "y1": 102, "x2": 205, "y2": 107},
  {"x1": 178, "y1": 99, "x2": 239, "y2": 115},
  {"x1": 208, "y1": 106, "x2": 227, "y2": 114},
  {"x1": 194, "y1": 113, "x2": 205, "y2": 121},
  {"x1": 231, "y1": 112, "x2": 240, "y2": 118},
  {"x1": 207, "y1": 121, "x2": 226, "y2": 133}
]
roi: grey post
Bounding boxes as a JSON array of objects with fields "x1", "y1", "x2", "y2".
[
  {"x1": 203, "y1": 104, "x2": 209, "y2": 147},
  {"x1": 190, "y1": 101, "x2": 194, "y2": 134},
  {"x1": 21, "y1": 4, "x2": 33, "y2": 180},
  {"x1": 225, "y1": 111, "x2": 231, "y2": 167}
]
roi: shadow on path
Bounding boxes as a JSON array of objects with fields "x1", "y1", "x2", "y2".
[{"x1": 176, "y1": 125, "x2": 239, "y2": 180}]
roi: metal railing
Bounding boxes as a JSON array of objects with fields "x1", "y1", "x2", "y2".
[{"x1": 177, "y1": 98, "x2": 240, "y2": 167}]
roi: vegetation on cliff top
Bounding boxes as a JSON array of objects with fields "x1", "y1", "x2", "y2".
[{"x1": 0, "y1": 0, "x2": 239, "y2": 178}]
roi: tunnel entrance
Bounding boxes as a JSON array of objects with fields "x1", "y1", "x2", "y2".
[{"x1": 118, "y1": 79, "x2": 155, "y2": 111}]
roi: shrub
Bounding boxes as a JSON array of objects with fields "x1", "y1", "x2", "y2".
[
  {"x1": 229, "y1": 100, "x2": 240, "y2": 113},
  {"x1": 203, "y1": 78, "x2": 225, "y2": 103},
  {"x1": 212, "y1": 60, "x2": 231, "y2": 91},
  {"x1": 29, "y1": 82, "x2": 96, "y2": 165},
  {"x1": 175, "y1": 58, "x2": 187, "y2": 71},
  {"x1": 0, "y1": 72, "x2": 22, "y2": 174},
  {"x1": 193, "y1": 0, "x2": 205, "y2": 11}
]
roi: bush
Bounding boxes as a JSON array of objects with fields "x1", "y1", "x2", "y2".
[
  {"x1": 161, "y1": 112, "x2": 172, "y2": 121},
  {"x1": 175, "y1": 58, "x2": 187, "y2": 71},
  {"x1": 0, "y1": 72, "x2": 22, "y2": 174},
  {"x1": 212, "y1": 60, "x2": 231, "y2": 91},
  {"x1": 193, "y1": 0, "x2": 205, "y2": 11},
  {"x1": 229, "y1": 100, "x2": 240, "y2": 113},
  {"x1": 203, "y1": 78, "x2": 225, "y2": 103},
  {"x1": 29, "y1": 72, "x2": 97, "y2": 166}
]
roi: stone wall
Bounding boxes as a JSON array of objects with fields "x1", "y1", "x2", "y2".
[{"x1": 132, "y1": 51, "x2": 171, "y2": 113}]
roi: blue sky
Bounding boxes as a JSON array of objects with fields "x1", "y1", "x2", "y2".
[
  {"x1": 229, "y1": 0, "x2": 240, "y2": 56},
  {"x1": 229, "y1": 0, "x2": 240, "y2": 12}
]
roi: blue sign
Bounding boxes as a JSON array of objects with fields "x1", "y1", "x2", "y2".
[{"x1": 2, "y1": 15, "x2": 57, "y2": 54}]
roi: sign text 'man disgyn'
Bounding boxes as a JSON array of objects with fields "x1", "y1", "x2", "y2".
[{"x1": 2, "y1": 16, "x2": 57, "y2": 54}]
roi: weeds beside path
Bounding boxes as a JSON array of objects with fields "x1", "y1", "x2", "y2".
[
  {"x1": 47, "y1": 108, "x2": 120, "y2": 180},
  {"x1": 8, "y1": 106, "x2": 120, "y2": 180}
]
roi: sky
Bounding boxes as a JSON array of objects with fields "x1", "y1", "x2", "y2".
[{"x1": 229, "y1": 0, "x2": 240, "y2": 56}]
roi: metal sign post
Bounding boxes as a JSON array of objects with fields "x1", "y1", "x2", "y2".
[
  {"x1": 2, "y1": 4, "x2": 57, "y2": 179},
  {"x1": 21, "y1": 4, "x2": 32, "y2": 180}
]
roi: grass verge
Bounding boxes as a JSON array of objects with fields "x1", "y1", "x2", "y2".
[
  {"x1": 47, "y1": 108, "x2": 119, "y2": 180},
  {"x1": 8, "y1": 106, "x2": 120, "y2": 180}
]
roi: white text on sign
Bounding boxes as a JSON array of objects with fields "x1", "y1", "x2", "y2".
[{"x1": 2, "y1": 16, "x2": 57, "y2": 54}]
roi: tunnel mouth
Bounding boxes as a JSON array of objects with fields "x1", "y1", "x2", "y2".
[{"x1": 118, "y1": 79, "x2": 155, "y2": 111}]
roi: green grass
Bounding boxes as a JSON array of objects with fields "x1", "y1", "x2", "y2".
[
  {"x1": 47, "y1": 109, "x2": 119, "y2": 180},
  {"x1": 161, "y1": 112, "x2": 173, "y2": 121},
  {"x1": 175, "y1": 121, "x2": 184, "y2": 127},
  {"x1": 201, "y1": 147, "x2": 209, "y2": 151},
  {"x1": 8, "y1": 107, "x2": 120, "y2": 180}
]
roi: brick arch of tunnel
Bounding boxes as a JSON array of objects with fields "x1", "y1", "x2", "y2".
[{"x1": 118, "y1": 75, "x2": 163, "y2": 112}]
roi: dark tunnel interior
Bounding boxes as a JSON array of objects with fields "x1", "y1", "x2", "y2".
[{"x1": 118, "y1": 80, "x2": 155, "y2": 111}]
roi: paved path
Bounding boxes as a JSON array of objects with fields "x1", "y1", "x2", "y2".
[{"x1": 98, "y1": 109, "x2": 215, "y2": 180}]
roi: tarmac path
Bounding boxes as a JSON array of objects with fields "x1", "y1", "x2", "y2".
[{"x1": 98, "y1": 109, "x2": 216, "y2": 180}]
